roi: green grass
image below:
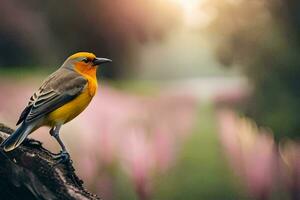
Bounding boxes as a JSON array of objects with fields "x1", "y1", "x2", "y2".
[
  {"x1": 0, "y1": 66, "x2": 54, "y2": 79},
  {"x1": 152, "y1": 103, "x2": 241, "y2": 200}
]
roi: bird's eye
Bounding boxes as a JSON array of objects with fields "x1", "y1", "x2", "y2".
[{"x1": 82, "y1": 58, "x2": 89, "y2": 63}]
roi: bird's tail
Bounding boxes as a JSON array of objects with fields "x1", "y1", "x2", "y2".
[{"x1": 0, "y1": 123, "x2": 32, "y2": 152}]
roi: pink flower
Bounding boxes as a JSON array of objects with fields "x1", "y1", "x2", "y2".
[
  {"x1": 279, "y1": 140, "x2": 300, "y2": 199},
  {"x1": 120, "y1": 128, "x2": 154, "y2": 200},
  {"x1": 217, "y1": 109, "x2": 277, "y2": 199}
]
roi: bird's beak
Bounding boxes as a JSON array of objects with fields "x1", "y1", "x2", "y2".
[{"x1": 92, "y1": 57, "x2": 112, "y2": 66}]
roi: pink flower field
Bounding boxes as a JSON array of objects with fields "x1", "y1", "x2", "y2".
[{"x1": 0, "y1": 79, "x2": 197, "y2": 199}]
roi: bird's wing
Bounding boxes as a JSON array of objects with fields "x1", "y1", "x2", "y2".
[{"x1": 16, "y1": 70, "x2": 88, "y2": 125}]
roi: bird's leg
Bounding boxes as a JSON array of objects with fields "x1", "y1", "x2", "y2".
[{"x1": 49, "y1": 125, "x2": 70, "y2": 163}]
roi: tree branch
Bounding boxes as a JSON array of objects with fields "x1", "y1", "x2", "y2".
[{"x1": 0, "y1": 123, "x2": 100, "y2": 200}]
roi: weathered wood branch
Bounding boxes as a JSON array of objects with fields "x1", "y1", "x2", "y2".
[{"x1": 0, "y1": 123, "x2": 100, "y2": 200}]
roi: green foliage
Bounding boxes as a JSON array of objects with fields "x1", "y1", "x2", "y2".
[{"x1": 207, "y1": 0, "x2": 300, "y2": 140}]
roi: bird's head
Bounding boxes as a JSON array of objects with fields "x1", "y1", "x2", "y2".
[{"x1": 62, "y1": 52, "x2": 112, "y2": 75}]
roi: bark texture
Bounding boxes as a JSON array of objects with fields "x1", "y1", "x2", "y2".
[{"x1": 0, "y1": 123, "x2": 100, "y2": 200}]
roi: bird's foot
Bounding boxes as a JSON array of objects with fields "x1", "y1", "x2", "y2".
[{"x1": 53, "y1": 151, "x2": 71, "y2": 165}]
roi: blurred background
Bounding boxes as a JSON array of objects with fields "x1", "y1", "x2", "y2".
[{"x1": 0, "y1": 0, "x2": 300, "y2": 199}]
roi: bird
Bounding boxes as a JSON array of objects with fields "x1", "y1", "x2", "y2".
[{"x1": 0, "y1": 52, "x2": 112, "y2": 162}]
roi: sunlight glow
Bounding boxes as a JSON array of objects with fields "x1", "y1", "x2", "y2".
[{"x1": 168, "y1": 0, "x2": 213, "y2": 28}]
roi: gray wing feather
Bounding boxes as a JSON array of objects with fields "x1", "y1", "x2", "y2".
[{"x1": 17, "y1": 69, "x2": 87, "y2": 124}]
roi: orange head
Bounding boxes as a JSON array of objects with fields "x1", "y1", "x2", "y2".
[{"x1": 62, "y1": 52, "x2": 112, "y2": 77}]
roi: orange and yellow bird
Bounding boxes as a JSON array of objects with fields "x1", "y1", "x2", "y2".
[{"x1": 0, "y1": 52, "x2": 111, "y2": 162}]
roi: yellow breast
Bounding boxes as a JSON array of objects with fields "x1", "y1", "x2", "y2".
[
  {"x1": 47, "y1": 87, "x2": 93, "y2": 125},
  {"x1": 47, "y1": 80, "x2": 97, "y2": 127}
]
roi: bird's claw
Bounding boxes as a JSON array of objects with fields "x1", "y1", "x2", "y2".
[
  {"x1": 49, "y1": 128, "x2": 56, "y2": 137},
  {"x1": 23, "y1": 138, "x2": 42, "y2": 147},
  {"x1": 53, "y1": 151, "x2": 71, "y2": 165}
]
